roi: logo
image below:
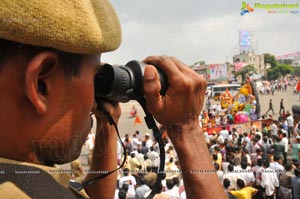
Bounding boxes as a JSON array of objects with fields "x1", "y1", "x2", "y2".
[{"x1": 240, "y1": 2, "x2": 254, "y2": 16}]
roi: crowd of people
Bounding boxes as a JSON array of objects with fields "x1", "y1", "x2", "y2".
[
  {"x1": 114, "y1": 130, "x2": 183, "y2": 199},
  {"x1": 76, "y1": 110, "x2": 300, "y2": 199},
  {"x1": 72, "y1": 79, "x2": 300, "y2": 199},
  {"x1": 258, "y1": 79, "x2": 300, "y2": 99}
]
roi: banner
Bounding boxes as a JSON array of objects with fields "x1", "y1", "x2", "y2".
[
  {"x1": 205, "y1": 120, "x2": 262, "y2": 135},
  {"x1": 207, "y1": 64, "x2": 227, "y2": 81}
]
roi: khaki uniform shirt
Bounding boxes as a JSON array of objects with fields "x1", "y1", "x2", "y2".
[{"x1": 0, "y1": 157, "x2": 89, "y2": 198}]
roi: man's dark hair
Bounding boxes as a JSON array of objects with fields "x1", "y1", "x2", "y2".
[
  {"x1": 223, "y1": 178, "x2": 230, "y2": 189},
  {"x1": 166, "y1": 179, "x2": 174, "y2": 190},
  {"x1": 284, "y1": 163, "x2": 292, "y2": 171},
  {"x1": 273, "y1": 156, "x2": 281, "y2": 162},
  {"x1": 138, "y1": 148, "x2": 142, "y2": 154},
  {"x1": 282, "y1": 132, "x2": 287, "y2": 137},
  {"x1": 214, "y1": 162, "x2": 220, "y2": 171},
  {"x1": 263, "y1": 137, "x2": 268, "y2": 143},
  {"x1": 237, "y1": 179, "x2": 245, "y2": 189},
  {"x1": 130, "y1": 153, "x2": 135, "y2": 158},
  {"x1": 228, "y1": 164, "x2": 234, "y2": 172},
  {"x1": 256, "y1": 148, "x2": 262, "y2": 153},
  {"x1": 212, "y1": 154, "x2": 218, "y2": 161},
  {"x1": 255, "y1": 134, "x2": 261, "y2": 140},
  {"x1": 172, "y1": 177, "x2": 179, "y2": 187},
  {"x1": 241, "y1": 160, "x2": 248, "y2": 169},
  {"x1": 123, "y1": 168, "x2": 130, "y2": 176},
  {"x1": 150, "y1": 146, "x2": 154, "y2": 151},
  {"x1": 0, "y1": 39, "x2": 83, "y2": 78},
  {"x1": 144, "y1": 154, "x2": 148, "y2": 160},
  {"x1": 243, "y1": 148, "x2": 249, "y2": 154},
  {"x1": 262, "y1": 159, "x2": 270, "y2": 168},
  {"x1": 140, "y1": 177, "x2": 146, "y2": 185},
  {"x1": 214, "y1": 146, "x2": 220, "y2": 152},
  {"x1": 257, "y1": 159, "x2": 263, "y2": 166},
  {"x1": 146, "y1": 166, "x2": 152, "y2": 172},
  {"x1": 241, "y1": 157, "x2": 248, "y2": 163}
]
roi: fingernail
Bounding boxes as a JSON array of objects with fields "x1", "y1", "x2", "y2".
[{"x1": 144, "y1": 66, "x2": 155, "y2": 80}]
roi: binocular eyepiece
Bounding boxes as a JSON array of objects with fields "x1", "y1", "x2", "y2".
[{"x1": 94, "y1": 60, "x2": 168, "y2": 102}]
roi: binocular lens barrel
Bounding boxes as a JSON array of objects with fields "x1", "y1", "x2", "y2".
[{"x1": 94, "y1": 60, "x2": 168, "y2": 102}]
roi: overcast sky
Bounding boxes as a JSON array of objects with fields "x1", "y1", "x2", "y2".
[{"x1": 101, "y1": 0, "x2": 300, "y2": 66}]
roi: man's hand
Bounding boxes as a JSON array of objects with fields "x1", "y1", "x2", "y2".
[
  {"x1": 143, "y1": 56, "x2": 207, "y2": 126},
  {"x1": 84, "y1": 100, "x2": 120, "y2": 198},
  {"x1": 92, "y1": 100, "x2": 121, "y2": 125},
  {"x1": 142, "y1": 56, "x2": 226, "y2": 199}
]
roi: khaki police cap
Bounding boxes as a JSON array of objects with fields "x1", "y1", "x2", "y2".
[{"x1": 0, "y1": 0, "x2": 121, "y2": 54}]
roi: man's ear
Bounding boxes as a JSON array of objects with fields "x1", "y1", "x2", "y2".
[{"x1": 24, "y1": 52, "x2": 58, "y2": 115}]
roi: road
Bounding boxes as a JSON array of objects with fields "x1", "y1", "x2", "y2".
[{"x1": 60, "y1": 84, "x2": 299, "y2": 168}]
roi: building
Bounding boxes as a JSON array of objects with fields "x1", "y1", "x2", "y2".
[{"x1": 233, "y1": 52, "x2": 266, "y2": 76}]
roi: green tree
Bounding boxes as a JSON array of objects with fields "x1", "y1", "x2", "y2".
[
  {"x1": 267, "y1": 64, "x2": 294, "y2": 80},
  {"x1": 233, "y1": 64, "x2": 255, "y2": 83},
  {"x1": 263, "y1": 53, "x2": 276, "y2": 68},
  {"x1": 293, "y1": 66, "x2": 300, "y2": 76},
  {"x1": 267, "y1": 67, "x2": 280, "y2": 80},
  {"x1": 277, "y1": 59, "x2": 293, "y2": 65}
]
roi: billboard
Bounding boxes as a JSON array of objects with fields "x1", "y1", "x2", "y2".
[
  {"x1": 207, "y1": 64, "x2": 227, "y2": 81},
  {"x1": 239, "y1": 30, "x2": 252, "y2": 53}
]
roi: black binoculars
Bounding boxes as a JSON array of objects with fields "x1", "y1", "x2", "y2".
[{"x1": 94, "y1": 60, "x2": 168, "y2": 102}]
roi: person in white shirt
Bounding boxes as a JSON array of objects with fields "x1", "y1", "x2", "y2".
[
  {"x1": 145, "y1": 133, "x2": 153, "y2": 149},
  {"x1": 219, "y1": 126, "x2": 229, "y2": 141},
  {"x1": 166, "y1": 157, "x2": 180, "y2": 180},
  {"x1": 118, "y1": 168, "x2": 137, "y2": 198},
  {"x1": 132, "y1": 133, "x2": 142, "y2": 150},
  {"x1": 147, "y1": 146, "x2": 160, "y2": 163},
  {"x1": 261, "y1": 159, "x2": 279, "y2": 198},
  {"x1": 135, "y1": 177, "x2": 150, "y2": 199},
  {"x1": 286, "y1": 112, "x2": 294, "y2": 138},
  {"x1": 270, "y1": 121, "x2": 278, "y2": 136},
  {"x1": 294, "y1": 122, "x2": 300, "y2": 137},
  {"x1": 269, "y1": 156, "x2": 285, "y2": 180},
  {"x1": 280, "y1": 132, "x2": 289, "y2": 165},
  {"x1": 223, "y1": 164, "x2": 239, "y2": 190},
  {"x1": 242, "y1": 148, "x2": 252, "y2": 166},
  {"x1": 239, "y1": 160, "x2": 255, "y2": 186},
  {"x1": 214, "y1": 162, "x2": 224, "y2": 184},
  {"x1": 135, "y1": 149, "x2": 145, "y2": 164},
  {"x1": 278, "y1": 124, "x2": 288, "y2": 137},
  {"x1": 163, "y1": 179, "x2": 180, "y2": 199},
  {"x1": 215, "y1": 114, "x2": 221, "y2": 126}
]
